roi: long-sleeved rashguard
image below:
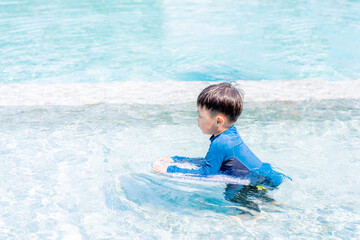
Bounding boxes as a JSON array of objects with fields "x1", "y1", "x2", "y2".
[{"x1": 167, "y1": 125, "x2": 287, "y2": 187}]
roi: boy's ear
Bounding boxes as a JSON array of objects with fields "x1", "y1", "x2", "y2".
[{"x1": 216, "y1": 115, "x2": 225, "y2": 126}]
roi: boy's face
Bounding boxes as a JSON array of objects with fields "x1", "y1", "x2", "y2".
[{"x1": 197, "y1": 106, "x2": 219, "y2": 135}]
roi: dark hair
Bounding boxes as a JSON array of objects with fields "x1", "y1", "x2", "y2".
[{"x1": 197, "y1": 82, "x2": 244, "y2": 123}]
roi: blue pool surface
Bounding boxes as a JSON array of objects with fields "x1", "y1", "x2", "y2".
[
  {"x1": 1, "y1": 0, "x2": 360, "y2": 239},
  {"x1": 1, "y1": 0, "x2": 360, "y2": 84}
]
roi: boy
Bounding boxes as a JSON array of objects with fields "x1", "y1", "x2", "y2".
[{"x1": 153, "y1": 82, "x2": 286, "y2": 188}]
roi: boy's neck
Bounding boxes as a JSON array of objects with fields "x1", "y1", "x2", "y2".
[{"x1": 214, "y1": 123, "x2": 234, "y2": 136}]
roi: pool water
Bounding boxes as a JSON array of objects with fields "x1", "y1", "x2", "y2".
[
  {"x1": 1, "y1": 0, "x2": 360, "y2": 83},
  {"x1": 1, "y1": 0, "x2": 360, "y2": 239},
  {"x1": 1, "y1": 82, "x2": 360, "y2": 239}
]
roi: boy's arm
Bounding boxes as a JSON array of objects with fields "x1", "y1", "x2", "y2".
[
  {"x1": 167, "y1": 143, "x2": 225, "y2": 175},
  {"x1": 153, "y1": 156, "x2": 205, "y2": 174},
  {"x1": 156, "y1": 156, "x2": 201, "y2": 163},
  {"x1": 171, "y1": 156, "x2": 190, "y2": 162},
  {"x1": 171, "y1": 156, "x2": 205, "y2": 164}
]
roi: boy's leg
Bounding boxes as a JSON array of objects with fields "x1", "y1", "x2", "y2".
[{"x1": 224, "y1": 184, "x2": 261, "y2": 212}]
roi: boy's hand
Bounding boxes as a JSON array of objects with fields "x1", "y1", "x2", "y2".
[
  {"x1": 155, "y1": 157, "x2": 174, "y2": 163},
  {"x1": 152, "y1": 157, "x2": 173, "y2": 173},
  {"x1": 152, "y1": 164, "x2": 168, "y2": 173}
]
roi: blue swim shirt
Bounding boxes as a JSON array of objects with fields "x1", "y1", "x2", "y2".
[{"x1": 167, "y1": 125, "x2": 287, "y2": 187}]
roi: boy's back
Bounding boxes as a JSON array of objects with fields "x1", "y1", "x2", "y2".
[{"x1": 212, "y1": 125, "x2": 263, "y2": 176}]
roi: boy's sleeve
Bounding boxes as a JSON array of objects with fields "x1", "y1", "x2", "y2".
[
  {"x1": 171, "y1": 156, "x2": 205, "y2": 164},
  {"x1": 171, "y1": 156, "x2": 191, "y2": 162},
  {"x1": 167, "y1": 142, "x2": 226, "y2": 175}
]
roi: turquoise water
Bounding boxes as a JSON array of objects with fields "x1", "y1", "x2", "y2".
[
  {"x1": 1, "y1": 0, "x2": 360, "y2": 83},
  {"x1": 1, "y1": 0, "x2": 360, "y2": 239},
  {"x1": 1, "y1": 100, "x2": 360, "y2": 238}
]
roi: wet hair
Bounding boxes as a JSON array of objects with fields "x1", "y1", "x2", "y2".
[{"x1": 197, "y1": 82, "x2": 244, "y2": 123}]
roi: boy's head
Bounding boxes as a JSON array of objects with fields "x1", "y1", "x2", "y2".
[{"x1": 197, "y1": 82, "x2": 244, "y2": 135}]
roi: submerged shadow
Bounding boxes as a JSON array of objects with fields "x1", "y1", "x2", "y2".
[{"x1": 223, "y1": 184, "x2": 276, "y2": 215}]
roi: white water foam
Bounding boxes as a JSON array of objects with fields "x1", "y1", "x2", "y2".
[
  {"x1": 166, "y1": 173, "x2": 251, "y2": 185},
  {"x1": 0, "y1": 80, "x2": 359, "y2": 106}
]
